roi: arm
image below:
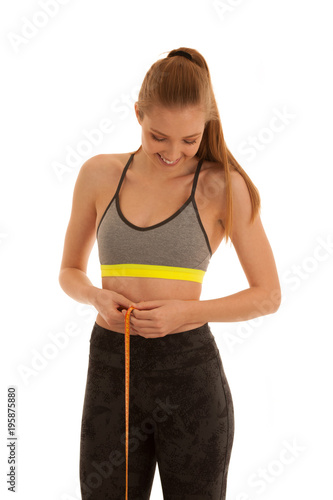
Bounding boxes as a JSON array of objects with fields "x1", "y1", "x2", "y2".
[
  {"x1": 59, "y1": 267, "x2": 100, "y2": 306},
  {"x1": 59, "y1": 155, "x2": 135, "y2": 330},
  {"x1": 58, "y1": 156, "x2": 101, "y2": 307},
  {"x1": 183, "y1": 170, "x2": 281, "y2": 323}
]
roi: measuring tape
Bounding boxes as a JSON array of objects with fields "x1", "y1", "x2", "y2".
[{"x1": 124, "y1": 306, "x2": 136, "y2": 500}]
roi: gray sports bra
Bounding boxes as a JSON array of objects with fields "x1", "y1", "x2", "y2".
[{"x1": 96, "y1": 153, "x2": 212, "y2": 283}]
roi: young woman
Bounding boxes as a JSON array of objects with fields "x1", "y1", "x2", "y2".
[{"x1": 59, "y1": 48, "x2": 281, "y2": 499}]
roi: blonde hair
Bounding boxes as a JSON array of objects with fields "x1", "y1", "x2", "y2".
[{"x1": 133, "y1": 47, "x2": 261, "y2": 244}]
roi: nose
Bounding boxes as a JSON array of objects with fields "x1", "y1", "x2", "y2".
[{"x1": 161, "y1": 146, "x2": 182, "y2": 161}]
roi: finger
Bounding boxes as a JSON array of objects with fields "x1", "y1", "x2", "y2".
[
  {"x1": 130, "y1": 319, "x2": 154, "y2": 328},
  {"x1": 135, "y1": 325, "x2": 165, "y2": 334},
  {"x1": 130, "y1": 309, "x2": 157, "y2": 320},
  {"x1": 133, "y1": 301, "x2": 162, "y2": 310}
]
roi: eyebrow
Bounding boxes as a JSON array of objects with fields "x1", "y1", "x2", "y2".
[{"x1": 151, "y1": 128, "x2": 201, "y2": 139}]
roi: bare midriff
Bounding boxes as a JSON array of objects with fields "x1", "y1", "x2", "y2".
[{"x1": 95, "y1": 275, "x2": 206, "y2": 335}]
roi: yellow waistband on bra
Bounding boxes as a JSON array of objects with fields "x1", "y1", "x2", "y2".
[{"x1": 100, "y1": 263, "x2": 205, "y2": 283}]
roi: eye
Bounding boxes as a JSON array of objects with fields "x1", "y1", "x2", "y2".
[
  {"x1": 151, "y1": 134, "x2": 197, "y2": 145},
  {"x1": 151, "y1": 134, "x2": 165, "y2": 142}
]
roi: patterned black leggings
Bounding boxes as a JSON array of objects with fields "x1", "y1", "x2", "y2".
[{"x1": 80, "y1": 322, "x2": 235, "y2": 499}]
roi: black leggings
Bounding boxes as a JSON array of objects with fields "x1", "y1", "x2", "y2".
[{"x1": 80, "y1": 322, "x2": 235, "y2": 499}]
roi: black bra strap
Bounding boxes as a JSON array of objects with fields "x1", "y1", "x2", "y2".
[
  {"x1": 191, "y1": 158, "x2": 204, "y2": 197},
  {"x1": 115, "y1": 153, "x2": 134, "y2": 197}
]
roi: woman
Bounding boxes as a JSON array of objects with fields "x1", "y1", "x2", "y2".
[{"x1": 59, "y1": 48, "x2": 281, "y2": 499}]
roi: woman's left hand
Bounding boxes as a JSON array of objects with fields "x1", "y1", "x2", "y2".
[{"x1": 121, "y1": 299, "x2": 191, "y2": 338}]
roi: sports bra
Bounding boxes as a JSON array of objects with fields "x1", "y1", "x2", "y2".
[{"x1": 96, "y1": 153, "x2": 213, "y2": 283}]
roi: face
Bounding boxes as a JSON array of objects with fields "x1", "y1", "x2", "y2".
[{"x1": 134, "y1": 103, "x2": 206, "y2": 169}]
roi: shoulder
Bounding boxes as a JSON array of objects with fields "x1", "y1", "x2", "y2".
[
  {"x1": 75, "y1": 152, "x2": 131, "y2": 189},
  {"x1": 202, "y1": 159, "x2": 246, "y2": 191},
  {"x1": 70, "y1": 153, "x2": 132, "y2": 208},
  {"x1": 78, "y1": 152, "x2": 129, "y2": 177},
  {"x1": 200, "y1": 159, "x2": 251, "y2": 221}
]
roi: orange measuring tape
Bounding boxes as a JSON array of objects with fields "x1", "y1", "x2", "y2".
[{"x1": 124, "y1": 306, "x2": 136, "y2": 500}]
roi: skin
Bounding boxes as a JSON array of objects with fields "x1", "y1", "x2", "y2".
[{"x1": 59, "y1": 103, "x2": 281, "y2": 338}]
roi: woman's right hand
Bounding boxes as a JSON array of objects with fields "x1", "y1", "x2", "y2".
[{"x1": 92, "y1": 288, "x2": 137, "y2": 333}]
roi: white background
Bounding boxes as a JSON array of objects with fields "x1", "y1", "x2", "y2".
[{"x1": 1, "y1": 0, "x2": 332, "y2": 499}]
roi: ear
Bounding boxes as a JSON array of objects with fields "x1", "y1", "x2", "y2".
[{"x1": 134, "y1": 102, "x2": 142, "y2": 125}]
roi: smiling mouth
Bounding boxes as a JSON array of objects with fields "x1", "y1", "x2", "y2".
[{"x1": 157, "y1": 153, "x2": 181, "y2": 166}]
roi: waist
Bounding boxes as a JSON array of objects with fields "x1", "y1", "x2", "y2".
[
  {"x1": 100, "y1": 275, "x2": 202, "y2": 304},
  {"x1": 89, "y1": 321, "x2": 218, "y2": 372}
]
